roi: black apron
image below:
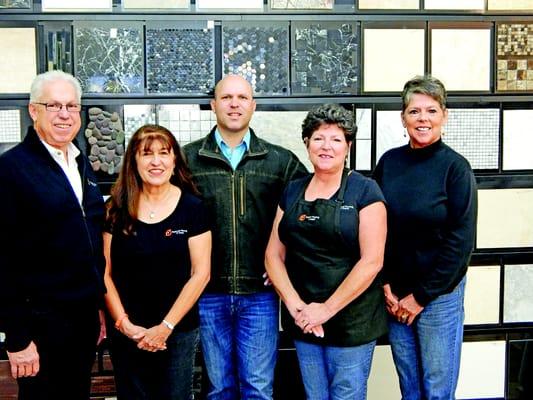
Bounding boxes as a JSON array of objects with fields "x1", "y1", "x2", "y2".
[{"x1": 279, "y1": 169, "x2": 387, "y2": 346}]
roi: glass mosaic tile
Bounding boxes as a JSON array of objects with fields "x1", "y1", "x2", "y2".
[
  {"x1": 0, "y1": 27, "x2": 36, "y2": 94},
  {"x1": 146, "y1": 23, "x2": 214, "y2": 95},
  {"x1": 42, "y1": 23, "x2": 72, "y2": 73},
  {"x1": 291, "y1": 21, "x2": 358, "y2": 95},
  {"x1": 123, "y1": 104, "x2": 156, "y2": 145},
  {"x1": 488, "y1": 0, "x2": 533, "y2": 10},
  {"x1": 0, "y1": 109, "x2": 21, "y2": 143},
  {"x1": 464, "y1": 266, "x2": 500, "y2": 325},
  {"x1": 85, "y1": 106, "x2": 126, "y2": 176},
  {"x1": 363, "y1": 28, "x2": 425, "y2": 92},
  {"x1": 41, "y1": 0, "x2": 112, "y2": 12},
  {"x1": 504, "y1": 264, "x2": 533, "y2": 323},
  {"x1": 442, "y1": 108, "x2": 499, "y2": 169},
  {"x1": 74, "y1": 22, "x2": 144, "y2": 94},
  {"x1": 456, "y1": 341, "x2": 506, "y2": 399},
  {"x1": 477, "y1": 188, "x2": 533, "y2": 249},
  {"x1": 424, "y1": 0, "x2": 484, "y2": 9},
  {"x1": 503, "y1": 110, "x2": 533, "y2": 170},
  {"x1": 496, "y1": 23, "x2": 533, "y2": 92},
  {"x1": 222, "y1": 22, "x2": 289, "y2": 95},
  {"x1": 196, "y1": 0, "x2": 263, "y2": 11},
  {"x1": 358, "y1": 0, "x2": 419, "y2": 9},
  {"x1": 430, "y1": 27, "x2": 491, "y2": 91},
  {"x1": 355, "y1": 108, "x2": 371, "y2": 170},
  {"x1": 122, "y1": 0, "x2": 189, "y2": 9},
  {"x1": 270, "y1": 0, "x2": 333, "y2": 9},
  {"x1": 157, "y1": 104, "x2": 217, "y2": 146},
  {"x1": 0, "y1": 0, "x2": 31, "y2": 8}
]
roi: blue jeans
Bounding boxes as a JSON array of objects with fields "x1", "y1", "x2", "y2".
[
  {"x1": 294, "y1": 340, "x2": 376, "y2": 400},
  {"x1": 199, "y1": 292, "x2": 279, "y2": 400},
  {"x1": 388, "y1": 277, "x2": 466, "y2": 400},
  {"x1": 110, "y1": 328, "x2": 199, "y2": 400}
]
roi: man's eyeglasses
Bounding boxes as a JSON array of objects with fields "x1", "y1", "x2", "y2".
[{"x1": 33, "y1": 102, "x2": 82, "y2": 113}]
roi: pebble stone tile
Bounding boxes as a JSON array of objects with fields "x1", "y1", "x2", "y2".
[
  {"x1": 223, "y1": 22, "x2": 289, "y2": 95},
  {"x1": 292, "y1": 21, "x2": 358, "y2": 94},
  {"x1": 270, "y1": 0, "x2": 333, "y2": 9},
  {"x1": 85, "y1": 107, "x2": 126, "y2": 175},
  {"x1": 497, "y1": 22, "x2": 533, "y2": 91},
  {"x1": 74, "y1": 23, "x2": 144, "y2": 94},
  {"x1": 0, "y1": 0, "x2": 31, "y2": 8},
  {"x1": 146, "y1": 26, "x2": 214, "y2": 94}
]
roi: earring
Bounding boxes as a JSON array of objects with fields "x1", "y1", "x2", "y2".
[{"x1": 403, "y1": 129, "x2": 407, "y2": 138}]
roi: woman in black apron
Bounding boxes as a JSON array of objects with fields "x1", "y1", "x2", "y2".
[{"x1": 265, "y1": 104, "x2": 388, "y2": 400}]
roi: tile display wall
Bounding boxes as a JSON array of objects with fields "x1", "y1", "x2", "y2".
[
  {"x1": 503, "y1": 109, "x2": 533, "y2": 170},
  {"x1": 0, "y1": 0, "x2": 31, "y2": 8},
  {"x1": 0, "y1": 109, "x2": 21, "y2": 143},
  {"x1": 497, "y1": 22, "x2": 533, "y2": 92},
  {"x1": 74, "y1": 22, "x2": 144, "y2": 94},
  {"x1": 504, "y1": 264, "x2": 533, "y2": 323},
  {"x1": 0, "y1": 27, "x2": 36, "y2": 93},
  {"x1": 270, "y1": 0, "x2": 333, "y2": 9},
  {"x1": 291, "y1": 21, "x2": 358, "y2": 95},
  {"x1": 146, "y1": 23, "x2": 214, "y2": 95},
  {"x1": 222, "y1": 22, "x2": 289, "y2": 95}
]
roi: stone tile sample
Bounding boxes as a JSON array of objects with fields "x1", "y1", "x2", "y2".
[
  {"x1": 496, "y1": 22, "x2": 533, "y2": 92},
  {"x1": 0, "y1": 27, "x2": 36, "y2": 93}
]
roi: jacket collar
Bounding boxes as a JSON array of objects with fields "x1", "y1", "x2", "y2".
[{"x1": 198, "y1": 126, "x2": 268, "y2": 160}]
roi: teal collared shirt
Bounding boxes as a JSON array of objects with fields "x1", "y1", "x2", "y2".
[{"x1": 214, "y1": 129, "x2": 250, "y2": 170}]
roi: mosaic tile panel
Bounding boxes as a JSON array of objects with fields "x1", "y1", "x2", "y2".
[
  {"x1": 442, "y1": 108, "x2": 499, "y2": 169},
  {"x1": 363, "y1": 28, "x2": 425, "y2": 92},
  {"x1": 424, "y1": 0, "x2": 484, "y2": 9},
  {"x1": 477, "y1": 188, "x2": 533, "y2": 249},
  {"x1": 464, "y1": 266, "x2": 500, "y2": 325},
  {"x1": 0, "y1": 109, "x2": 21, "y2": 143},
  {"x1": 488, "y1": 0, "x2": 533, "y2": 10},
  {"x1": 0, "y1": 27, "x2": 36, "y2": 94},
  {"x1": 431, "y1": 28, "x2": 491, "y2": 91},
  {"x1": 196, "y1": 0, "x2": 263, "y2": 11},
  {"x1": 85, "y1": 107, "x2": 125, "y2": 176},
  {"x1": 223, "y1": 22, "x2": 289, "y2": 95},
  {"x1": 504, "y1": 264, "x2": 533, "y2": 323},
  {"x1": 503, "y1": 109, "x2": 533, "y2": 170},
  {"x1": 146, "y1": 24, "x2": 214, "y2": 95},
  {"x1": 355, "y1": 108, "x2": 371, "y2": 170},
  {"x1": 74, "y1": 22, "x2": 144, "y2": 94},
  {"x1": 42, "y1": 0, "x2": 112, "y2": 12},
  {"x1": 496, "y1": 23, "x2": 533, "y2": 92},
  {"x1": 157, "y1": 104, "x2": 217, "y2": 146},
  {"x1": 0, "y1": 0, "x2": 31, "y2": 8},
  {"x1": 43, "y1": 24, "x2": 72, "y2": 73},
  {"x1": 122, "y1": 0, "x2": 189, "y2": 9},
  {"x1": 358, "y1": 0, "x2": 419, "y2": 9},
  {"x1": 123, "y1": 104, "x2": 156, "y2": 145},
  {"x1": 291, "y1": 21, "x2": 358, "y2": 95},
  {"x1": 270, "y1": 0, "x2": 333, "y2": 9}
]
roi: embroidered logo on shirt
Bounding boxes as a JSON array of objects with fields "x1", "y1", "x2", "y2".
[
  {"x1": 165, "y1": 228, "x2": 188, "y2": 237},
  {"x1": 298, "y1": 214, "x2": 320, "y2": 222},
  {"x1": 87, "y1": 179, "x2": 98, "y2": 187},
  {"x1": 340, "y1": 205, "x2": 354, "y2": 210}
]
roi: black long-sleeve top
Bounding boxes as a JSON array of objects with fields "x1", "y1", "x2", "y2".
[{"x1": 373, "y1": 139, "x2": 477, "y2": 306}]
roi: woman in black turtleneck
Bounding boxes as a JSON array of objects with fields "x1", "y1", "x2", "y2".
[{"x1": 374, "y1": 75, "x2": 477, "y2": 400}]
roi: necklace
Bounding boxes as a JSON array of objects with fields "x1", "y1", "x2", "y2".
[{"x1": 143, "y1": 186, "x2": 172, "y2": 220}]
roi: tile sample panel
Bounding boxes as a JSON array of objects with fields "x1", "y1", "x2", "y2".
[
  {"x1": 0, "y1": 0, "x2": 31, "y2": 8},
  {"x1": 508, "y1": 339, "x2": 533, "y2": 399},
  {"x1": 0, "y1": 27, "x2": 36, "y2": 93},
  {"x1": 355, "y1": 108, "x2": 371, "y2": 170},
  {"x1": 196, "y1": 0, "x2": 263, "y2": 11},
  {"x1": 222, "y1": 22, "x2": 289, "y2": 95},
  {"x1": 270, "y1": 0, "x2": 333, "y2": 9},
  {"x1": 442, "y1": 108, "x2": 499, "y2": 169},
  {"x1": 41, "y1": 0, "x2": 112, "y2": 12},
  {"x1": 74, "y1": 22, "x2": 144, "y2": 94},
  {"x1": 375, "y1": 110, "x2": 407, "y2": 162},
  {"x1": 123, "y1": 104, "x2": 156, "y2": 145},
  {"x1": 477, "y1": 188, "x2": 533, "y2": 248},
  {"x1": 363, "y1": 28, "x2": 425, "y2": 92},
  {"x1": 291, "y1": 21, "x2": 358, "y2": 94},
  {"x1": 431, "y1": 28, "x2": 491, "y2": 91},
  {"x1": 146, "y1": 23, "x2": 214, "y2": 95},
  {"x1": 456, "y1": 341, "x2": 506, "y2": 399},
  {"x1": 464, "y1": 266, "x2": 500, "y2": 325},
  {"x1": 157, "y1": 104, "x2": 217, "y2": 145},
  {"x1": 424, "y1": 0, "x2": 484, "y2": 9},
  {"x1": 358, "y1": 0, "x2": 419, "y2": 9},
  {"x1": 504, "y1": 264, "x2": 533, "y2": 323},
  {"x1": 122, "y1": 0, "x2": 189, "y2": 8},
  {"x1": 488, "y1": 0, "x2": 533, "y2": 10},
  {"x1": 368, "y1": 345, "x2": 401, "y2": 400},
  {"x1": 0, "y1": 109, "x2": 21, "y2": 143},
  {"x1": 43, "y1": 23, "x2": 72, "y2": 73},
  {"x1": 251, "y1": 111, "x2": 311, "y2": 171},
  {"x1": 503, "y1": 109, "x2": 533, "y2": 170},
  {"x1": 496, "y1": 23, "x2": 533, "y2": 92}
]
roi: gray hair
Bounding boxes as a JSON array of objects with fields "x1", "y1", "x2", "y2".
[
  {"x1": 29, "y1": 70, "x2": 82, "y2": 103},
  {"x1": 301, "y1": 104, "x2": 356, "y2": 142},
  {"x1": 401, "y1": 75, "x2": 447, "y2": 112}
]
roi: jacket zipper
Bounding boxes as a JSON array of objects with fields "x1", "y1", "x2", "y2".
[
  {"x1": 239, "y1": 175, "x2": 245, "y2": 216},
  {"x1": 231, "y1": 172, "x2": 238, "y2": 292}
]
